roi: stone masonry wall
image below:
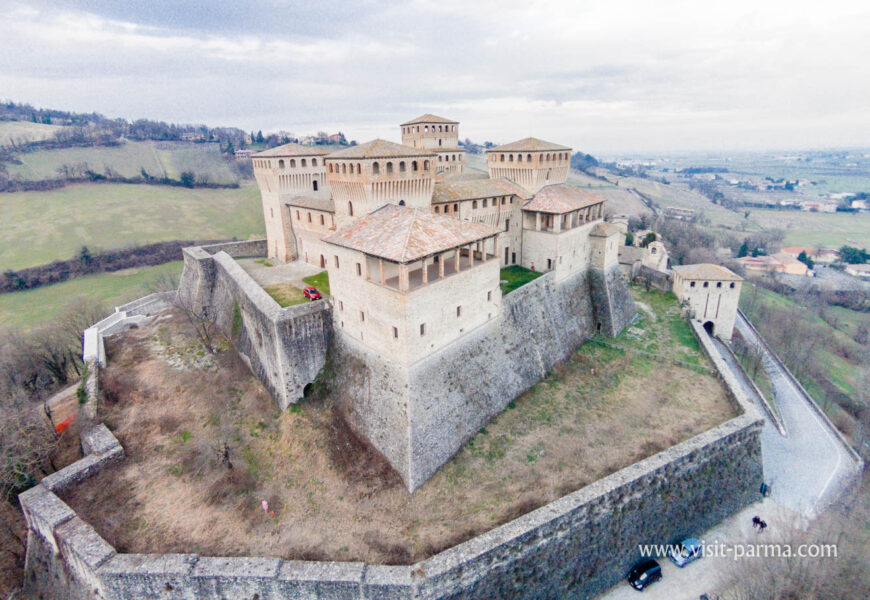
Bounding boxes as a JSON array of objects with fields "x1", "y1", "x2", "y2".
[
  {"x1": 333, "y1": 265, "x2": 637, "y2": 491},
  {"x1": 177, "y1": 241, "x2": 331, "y2": 410},
  {"x1": 22, "y1": 292, "x2": 764, "y2": 600}
]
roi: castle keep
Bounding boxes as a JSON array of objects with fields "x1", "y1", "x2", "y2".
[{"x1": 183, "y1": 114, "x2": 636, "y2": 490}]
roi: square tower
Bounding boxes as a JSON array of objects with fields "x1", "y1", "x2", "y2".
[
  {"x1": 253, "y1": 144, "x2": 329, "y2": 261},
  {"x1": 487, "y1": 138, "x2": 572, "y2": 194}
]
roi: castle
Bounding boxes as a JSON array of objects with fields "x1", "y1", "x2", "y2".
[{"x1": 187, "y1": 114, "x2": 637, "y2": 491}]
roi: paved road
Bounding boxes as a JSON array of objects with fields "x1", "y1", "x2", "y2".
[{"x1": 733, "y1": 312, "x2": 859, "y2": 517}]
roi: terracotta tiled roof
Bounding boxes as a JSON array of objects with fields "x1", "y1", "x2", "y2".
[
  {"x1": 400, "y1": 114, "x2": 459, "y2": 126},
  {"x1": 284, "y1": 195, "x2": 335, "y2": 212},
  {"x1": 522, "y1": 184, "x2": 603, "y2": 214},
  {"x1": 591, "y1": 222, "x2": 621, "y2": 237},
  {"x1": 672, "y1": 263, "x2": 742, "y2": 281},
  {"x1": 433, "y1": 177, "x2": 531, "y2": 203},
  {"x1": 618, "y1": 245, "x2": 645, "y2": 265},
  {"x1": 326, "y1": 139, "x2": 434, "y2": 159},
  {"x1": 487, "y1": 137, "x2": 571, "y2": 153},
  {"x1": 441, "y1": 170, "x2": 490, "y2": 182},
  {"x1": 253, "y1": 143, "x2": 330, "y2": 157},
  {"x1": 323, "y1": 204, "x2": 497, "y2": 263}
]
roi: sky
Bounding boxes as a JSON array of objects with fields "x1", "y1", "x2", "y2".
[{"x1": 1, "y1": 0, "x2": 869, "y2": 154}]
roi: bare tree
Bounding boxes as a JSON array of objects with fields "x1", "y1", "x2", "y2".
[
  {"x1": 174, "y1": 293, "x2": 220, "y2": 354},
  {"x1": 0, "y1": 392, "x2": 58, "y2": 503}
]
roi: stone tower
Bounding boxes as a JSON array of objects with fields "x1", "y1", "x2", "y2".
[
  {"x1": 401, "y1": 114, "x2": 466, "y2": 178},
  {"x1": 252, "y1": 144, "x2": 329, "y2": 261},
  {"x1": 486, "y1": 138, "x2": 571, "y2": 194},
  {"x1": 326, "y1": 139, "x2": 437, "y2": 228}
]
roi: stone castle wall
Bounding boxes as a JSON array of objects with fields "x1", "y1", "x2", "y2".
[
  {"x1": 21, "y1": 289, "x2": 765, "y2": 600},
  {"x1": 177, "y1": 241, "x2": 330, "y2": 410},
  {"x1": 334, "y1": 265, "x2": 638, "y2": 491}
]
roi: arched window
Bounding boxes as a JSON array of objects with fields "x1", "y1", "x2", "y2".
[
  {"x1": 438, "y1": 155, "x2": 442, "y2": 162},
  {"x1": 290, "y1": 159, "x2": 296, "y2": 168},
  {"x1": 386, "y1": 162, "x2": 393, "y2": 174},
  {"x1": 424, "y1": 125, "x2": 429, "y2": 132},
  {"x1": 342, "y1": 164, "x2": 347, "y2": 174},
  {"x1": 348, "y1": 201, "x2": 354, "y2": 216},
  {"x1": 500, "y1": 154, "x2": 505, "y2": 162},
  {"x1": 518, "y1": 154, "x2": 523, "y2": 163},
  {"x1": 373, "y1": 162, "x2": 380, "y2": 175},
  {"x1": 301, "y1": 158, "x2": 307, "y2": 167},
  {"x1": 509, "y1": 154, "x2": 514, "y2": 162},
  {"x1": 312, "y1": 158, "x2": 318, "y2": 166},
  {"x1": 527, "y1": 154, "x2": 532, "y2": 162},
  {"x1": 412, "y1": 161, "x2": 418, "y2": 171},
  {"x1": 472, "y1": 200, "x2": 478, "y2": 209},
  {"x1": 278, "y1": 159, "x2": 285, "y2": 169},
  {"x1": 435, "y1": 206, "x2": 440, "y2": 213},
  {"x1": 438, "y1": 125, "x2": 443, "y2": 132},
  {"x1": 424, "y1": 160, "x2": 430, "y2": 170},
  {"x1": 328, "y1": 164, "x2": 333, "y2": 173},
  {"x1": 399, "y1": 161, "x2": 406, "y2": 172},
  {"x1": 356, "y1": 164, "x2": 361, "y2": 174}
]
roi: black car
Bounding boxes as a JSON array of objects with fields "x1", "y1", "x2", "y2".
[{"x1": 627, "y1": 559, "x2": 662, "y2": 591}]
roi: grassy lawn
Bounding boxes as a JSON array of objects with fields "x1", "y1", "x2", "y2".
[
  {"x1": 499, "y1": 265, "x2": 543, "y2": 294},
  {"x1": 303, "y1": 271, "x2": 330, "y2": 296},
  {"x1": 0, "y1": 121, "x2": 65, "y2": 145},
  {"x1": 0, "y1": 182, "x2": 263, "y2": 270},
  {"x1": 747, "y1": 209, "x2": 870, "y2": 249},
  {"x1": 262, "y1": 283, "x2": 307, "y2": 307},
  {"x1": 62, "y1": 302, "x2": 734, "y2": 565},
  {"x1": 0, "y1": 262, "x2": 183, "y2": 330},
  {"x1": 6, "y1": 140, "x2": 238, "y2": 184}
]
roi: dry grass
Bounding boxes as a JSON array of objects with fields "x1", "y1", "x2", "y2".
[{"x1": 61, "y1": 306, "x2": 737, "y2": 565}]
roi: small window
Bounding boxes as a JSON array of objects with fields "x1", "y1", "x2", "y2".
[
  {"x1": 279, "y1": 159, "x2": 285, "y2": 169},
  {"x1": 296, "y1": 210, "x2": 301, "y2": 220},
  {"x1": 386, "y1": 162, "x2": 393, "y2": 174},
  {"x1": 301, "y1": 159, "x2": 307, "y2": 167},
  {"x1": 308, "y1": 212, "x2": 312, "y2": 223},
  {"x1": 420, "y1": 323, "x2": 426, "y2": 336},
  {"x1": 487, "y1": 291, "x2": 492, "y2": 301},
  {"x1": 393, "y1": 326, "x2": 398, "y2": 339},
  {"x1": 690, "y1": 281, "x2": 696, "y2": 287},
  {"x1": 453, "y1": 203, "x2": 458, "y2": 212},
  {"x1": 360, "y1": 311, "x2": 365, "y2": 322},
  {"x1": 334, "y1": 256, "x2": 340, "y2": 268},
  {"x1": 472, "y1": 200, "x2": 478, "y2": 209},
  {"x1": 456, "y1": 306, "x2": 461, "y2": 317},
  {"x1": 435, "y1": 206, "x2": 440, "y2": 213},
  {"x1": 730, "y1": 282, "x2": 736, "y2": 288},
  {"x1": 312, "y1": 158, "x2": 318, "y2": 166},
  {"x1": 339, "y1": 300, "x2": 344, "y2": 311},
  {"x1": 290, "y1": 159, "x2": 296, "y2": 168},
  {"x1": 717, "y1": 281, "x2": 722, "y2": 288},
  {"x1": 400, "y1": 161, "x2": 406, "y2": 172},
  {"x1": 373, "y1": 162, "x2": 380, "y2": 175},
  {"x1": 483, "y1": 199, "x2": 488, "y2": 208},
  {"x1": 505, "y1": 218, "x2": 510, "y2": 231},
  {"x1": 356, "y1": 263, "x2": 362, "y2": 276},
  {"x1": 703, "y1": 281, "x2": 709, "y2": 288},
  {"x1": 313, "y1": 180, "x2": 318, "y2": 191},
  {"x1": 320, "y1": 214, "x2": 325, "y2": 225}
]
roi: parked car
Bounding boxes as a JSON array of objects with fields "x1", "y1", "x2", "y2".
[
  {"x1": 303, "y1": 286, "x2": 322, "y2": 300},
  {"x1": 669, "y1": 538, "x2": 703, "y2": 567},
  {"x1": 627, "y1": 559, "x2": 662, "y2": 591}
]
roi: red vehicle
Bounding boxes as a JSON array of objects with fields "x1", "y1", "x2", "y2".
[{"x1": 303, "y1": 286, "x2": 322, "y2": 301}]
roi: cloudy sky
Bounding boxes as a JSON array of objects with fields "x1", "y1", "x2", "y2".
[{"x1": 2, "y1": 0, "x2": 869, "y2": 154}]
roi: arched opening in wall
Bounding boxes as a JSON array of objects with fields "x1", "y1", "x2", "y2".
[
  {"x1": 703, "y1": 321, "x2": 715, "y2": 336},
  {"x1": 373, "y1": 162, "x2": 380, "y2": 175},
  {"x1": 399, "y1": 161, "x2": 406, "y2": 172},
  {"x1": 424, "y1": 160, "x2": 430, "y2": 170},
  {"x1": 301, "y1": 159, "x2": 307, "y2": 167},
  {"x1": 412, "y1": 160, "x2": 418, "y2": 171},
  {"x1": 597, "y1": 322, "x2": 602, "y2": 334},
  {"x1": 279, "y1": 159, "x2": 285, "y2": 169},
  {"x1": 398, "y1": 200, "x2": 405, "y2": 206},
  {"x1": 303, "y1": 383, "x2": 313, "y2": 398},
  {"x1": 312, "y1": 180, "x2": 318, "y2": 191},
  {"x1": 439, "y1": 139, "x2": 442, "y2": 146},
  {"x1": 356, "y1": 164, "x2": 361, "y2": 174},
  {"x1": 342, "y1": 164, "x2": 347, "y2": 174},
  {"x1": 320, "y1": 255, "x2": 326, "y2": 268},
  {"x1": 290, "y1": 159, "x2": 296, "y2": 168},
  {"x1": 386, "y1": 162, "x2": 394, "y2": 174}
]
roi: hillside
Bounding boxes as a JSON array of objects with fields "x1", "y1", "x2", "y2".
[{"x1": 0, "y1": 121, "x2": 65, "y2": 146}]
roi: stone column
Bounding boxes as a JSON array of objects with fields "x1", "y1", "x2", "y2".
[
  {"x1": 379, "y1": 259, "x2": 385, "y2": 285},
  {"x1": 455, "y1": 248, "x2": 461, "y2": 273},
  {"x1": 399, "y1": 264, "x2": 408, "y2": 292},
  {"x1": 439, "y1": 253, "x2": 445, "y2": 278},
  {"x1": 535, "y1": 212, "x2": 541, "y2": 231},
  {"x1": 468, "y1": 244, "x2": 474, "y2": 268},
  {"x1": 421, "y1": 258, "x2": 428, "y2": 285}
]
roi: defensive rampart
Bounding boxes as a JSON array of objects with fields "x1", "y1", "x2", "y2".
[
  {"x1": 22, "y1": 293, "x2": 764, "y2": 599},
  {"x1": 176, "y1": 240, "x2": 331, "y2": 410}
]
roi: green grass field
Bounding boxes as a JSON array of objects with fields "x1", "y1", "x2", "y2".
[
  {"x1": 6, "y1": 140, "x2": 238, "y2": 184},
  {"x1": 0, "y1": 183, "x2": 264, "y2": 270},
  {"x1": 303, "y1": 271, "x2": 330, "y2": 296},
  {"x1": 745, "y1": 209, "x2": 870, "y2": 249},
  {"x1": 0, "y1": 121, "x2": 65, "y2": 146},
  {"x1": 499, "y1": 265, "x2": 543, "y2": 294},
  {"x1": 0, "y1": 262, "x2": 183, "y2": 329}
]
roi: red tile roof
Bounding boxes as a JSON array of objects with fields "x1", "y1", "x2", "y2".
[
  {"x1": 522, "y1": 184, "x2": 604, "y2": 214},
  {"x1": 400, "y1": 114, "x2": 459, "y2": 126},
  {"x1": 323, "y1": 204, "x2": 497, "y2": 263},
  {"x1": 253, "y1": 143, "x2": 330, "y2": 157},
  {"x1": 433, "y1": 177, "x2": 531, "y2": 203},
  {"x1": 327, "y1": 139, "x2": 434, "y2": 159},
  {"x1": 487, "y1": 137, "x2": 571, "y2": 153}
]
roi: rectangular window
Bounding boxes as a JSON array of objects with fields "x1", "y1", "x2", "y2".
[
  {"x1": 334, "y1": 256, "x2": 340, "y2": 268},
  {"x1": 420, "y1": 323, "x2": 426, "y2": 336},
  {"x1": 360, "y1": 311, "x2": 365, "y2": 322},
  {"x1": 690, "y1": 281, "x2": 696, "y2": 287},
  {"x1": 456, "y1": 306, "x2": 461, "y2": 317},
  {"x1": 356, "y1": 263, "x2": 362, "y2": 276},
  {"x1": 483, "y1": 199, "x2": 488, "y2": 208},
  {"x1": 487, "y1": 291, "x2": 492, "y2": 301},
  {"x1": 716, "y1": 281, "x2": 722, "y2": 288},
  {"x1": 505, "y1": 218, "x2": 510, "y2": 231},
  {"x1": 320, "y1": 215, "x2": 325, "y2": 225},
  {"x1": 339, "y1": 300, "x2": 344, "y2": 311},
  {"x1": 308, "y1": 212, "x2": 312, "y2": 222},
  {"x1": 393, "y1": 326, "x2": 398, "y2": 339},
  {"x1": 703, "y1": 281, "x2": 709, "y2": 288}
]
